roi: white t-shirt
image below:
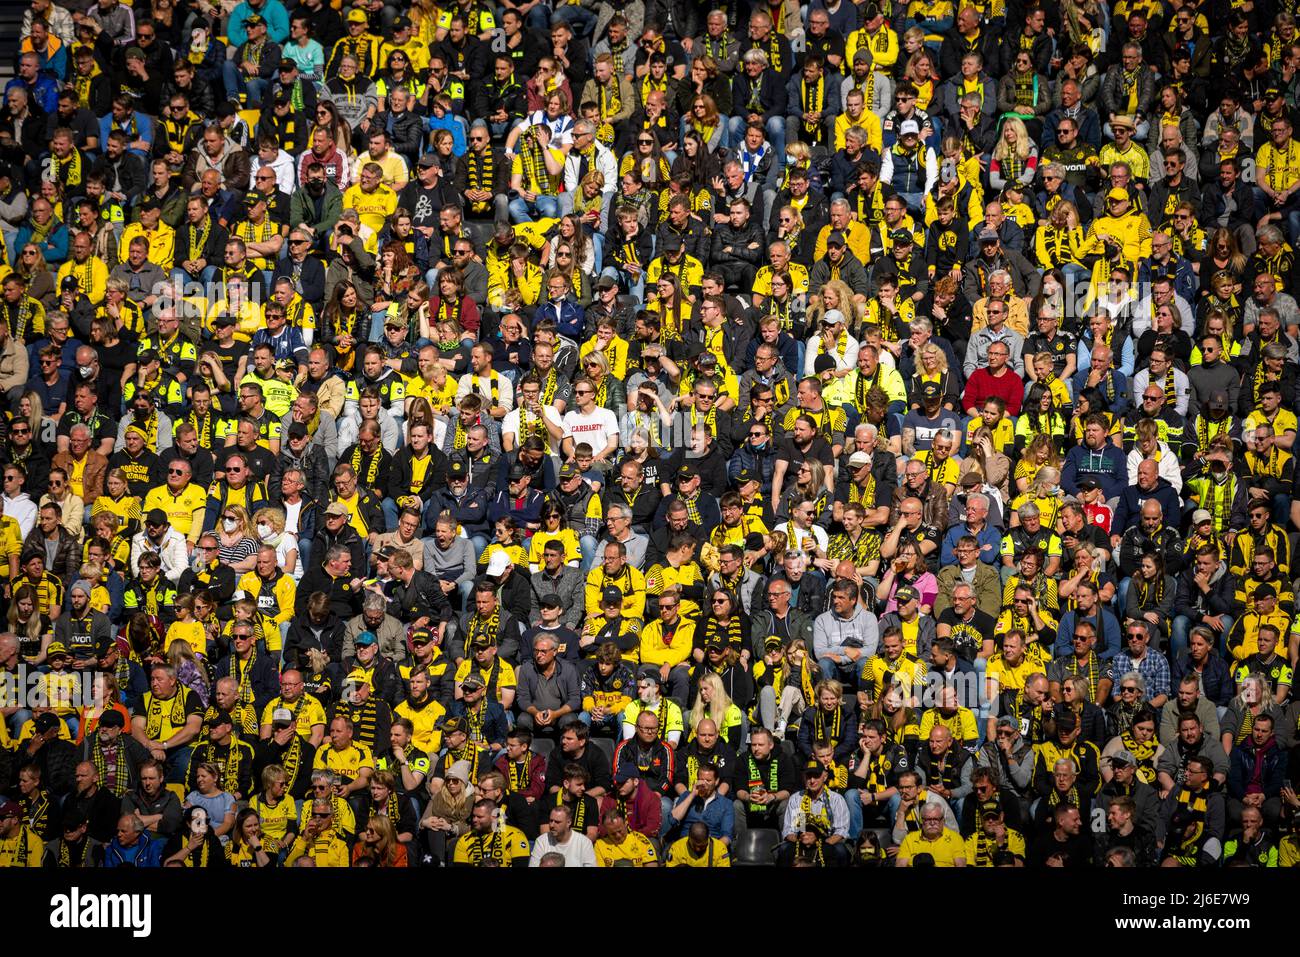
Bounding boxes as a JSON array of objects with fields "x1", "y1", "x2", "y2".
[
  {"x1": 529, "y1": 831, "x2": 597, "y2": 867},
  {"x1": 502, "y1": 404, "x2": 564, "y2": 454},
  {"x1": 562, "y1": 406, "x2": 620, "y2": 454}
]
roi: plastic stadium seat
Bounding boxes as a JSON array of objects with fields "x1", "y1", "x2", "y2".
[
  {"x1": 531, "y1": 737, "x2": 555, "y2": 760},
  {"x1": 734, "y1": 828, "x2": 781, "y2": 866},
  {"x1": 591, "y1": 736, "x2": 616, "y2": 765}
]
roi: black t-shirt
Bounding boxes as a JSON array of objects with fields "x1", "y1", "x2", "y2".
[
  {"x1": 936, "y1": 607, "x2": 996, "y2": 661},
  {"x1": 94, "y1": 338, "x2": 139, "y2": 390},
  {"x1": 775, "y1": 435, "x2": 835, "y2": 470}
]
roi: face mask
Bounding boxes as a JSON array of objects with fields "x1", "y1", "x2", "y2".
[
  {"x1": 78, "y1": 365, "x2": 94, "y2": 377},
  {"x1": 257, "y1": 523, "x2": 274, "y2": 540},
  {"x1": 306, "y1": 179, "x2": 325, "y2": 195},
  {"x1": 785, "y1": 154, "x2": 797, "y2": 166},
  {"x1": 222, "y1": 518, "x2": 238, "y2": 532}
]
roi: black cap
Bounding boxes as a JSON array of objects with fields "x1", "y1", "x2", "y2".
[
  {"x1": 60, "y1": 274, "x2": 79, "y2": 291},
  {"x1": 287, "y1": 422, "x2": 308, "y2": 439},
  {"x1": 507, "y1": 464, "x2": 528, "y2": 482},
  {"x1": 244, "y1": 191, "x2": 267, "y2": 209},
  {"x1": 1207, "y1": 391, "x2": 1229, "y2": 412},
  {"x1": 736, "y1": 466, "x2": 759, "y2": 485},
  {"x1": 392, "y1": 15, "x2": 411, "y2": 29},
  {"x1": 661, "y1": 234, "x2": 683, "y2": 252},
  {"x1": 279, "y1": 58, "x2": 298, "y2": 72},
  {"x1": 447, "y1": 457, "x2": 469, "y2": 480},
  {"x1": 825, "y1": 230, "x2": 846, "y2": 247},
  {"x1": 1255, "y1": 583, "x2": 1278, "y2": 600},
  {"x1": 601, "y1": 585, "x2": 623, "y2": 606},
  {"x1": 210, "y1": 709, "x2": 234, "y2": 728},
  {"x1": 139, "y1": 196, "x2": 161, "y2": 212},
  {"x1": 1075, "y1": 478, "x2": 1100, "y2": 491},
  {"x1": 676, "y1": 463, "x2": 697, "y2": 482},
  {"x1": 890, "y1": 228, "x2": 914, "y2": 245},
  {"x1": 145, "y1": 508, "x2": 168, "y2": 526},
  {"x1": 33, "y1": 713, "x2": 59, "y2": 733},
  {"x1": 920, "y1": 381, "x2": 941, "y2": 400},
  {"x1": 99, "y1": 708, "x2": 126, "y2": 729},
  {"x1": 813, "y1": 354, "x2": 836, "y2": 374},
  {"x1": 245, "y1": 13, "x2": 266, "y2": 25},
  {"x1": 539, "y1": 594, "x2": 562, "y2": 610},
  {"x1": 212, "y1": 313, "x2": 236, "y2": 328}
]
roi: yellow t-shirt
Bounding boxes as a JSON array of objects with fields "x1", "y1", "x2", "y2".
[
  {"x1": 452, "y1": 825, "x2": 531, "y2": 865},
  {"x1": 342, "y1": 183, "x2": 398, "y2": 233},
  {"x1": 312, "y1": 742, "x2": 375, "y2": 784},
  {"x1": 595, "y1": 831, "x2": 659, "y2": 866},
  {"x1": 260, "y1": 694, "x2": 328, "y2": 740},
  {"x1": 666, "y1": 836, "x2": 731, "y2": 866},
  {"x1": 164, "y1": 619, "x2": 207, "y2": 654},
  {"x1": 899, "y1": 828, "x2": 966, "y2": 865}
]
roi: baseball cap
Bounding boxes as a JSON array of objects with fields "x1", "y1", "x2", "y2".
[
  {"x1": 825, "y1": 230, "x2": 846, "y2": 247},
  {"x1": 99, "y1": 709, "x2": 126, "y2": 729},
  {"x1": 354, "y1": 631, "x2": 377, "y2": 647},
  {"x1": 34, "y1": 713, "x2": 60, "y2": 733},
  {"x1": 279, "y1": 58, "x2": 298, "y2": 71},
  {"x1": 559, "y1": 461, "x2": 580, "y2": 479},
  {"x1": 460, "y1": 673, "x2": 486, "y2": 691},
  {"x1": 898, "y1": 118, "x2": 920, "y2": 136},
  {"x1": 977, "y1": 226, "x2": 999, "y2": 243},
  {"x1": 408, "y1": 628, "x2": 433, "y2": 646},
  {"x1": 920, "y1": 381, "x2": 941, "y2": 400},
  {"x1": 486, "y1": 551, "x2": 511, "y2": 577},
  {"x1": 895, "y1": 585, "x2": 919, "y2": 604},
  {"x1": 1207, "y1": 391, "x2": 1229, "y2": 412},
  {"x1": 245, "y1": 14, "x2": 265, "y2": 25},
  {"x1": 346, "y1": 8, "x2": 368, "y2": 23},
  {"x1": 417, "y1": 154, "x2": 439, "y2": 168},
  {"x1": 271, "y1": 707, "x2": 294, "y2": 725},
  {"x1": 848, "y1": 451, "x2": 871, "y2": 467},
  {"x1": 821, "y1": 309, "x2": 845, "y2": 327},
  {"x1": 47, "y1": 641, "x2": 69, "y2": 658},
  {"x1": 1254, "y1": 583, "x2": 1277, "y2": 600},
  {"x1": 676, "y1": 464, "x2": 697, "y2": 482},
  {"x1": 595, "y1": 275, "x2": 618, "y2": 291},
  {"x1": 1107, "y1": 186, "x2": 1129, "y2": 201},
  {"x1": 1109, "y1": 749, "x2": 1136, "y2": 767},
  {"x1": 210, "y1": 709, "x2": 234, "y2": 728},
  {"x1": 615, "y1": 763, "x2": 640, "y2": 785},
  {"x1": 661, "y1": 234, "x2": 684, "y2": 252},
  {"x1": 636, "y1": 665, "x2": 663, "y2": 684},
  {"x1": 324, "y1": 502, "x2": 350, "y2": 518},
  {"x1": 145, "y1": 508, "x2": 168, "y2": 526},
  {"x1": 1191, "y1": 509, "x2": 1212, "y2": 525},
  {"x1": 1075, "y1": 478, "x2": 1099, "y2": 491},
  {"x1": 804, "y1": 759, "x2": 828, "y2": 776},
  {"x1": 441, "y1": 717, "x2": 466, "y2": 735},
  {"x1": 538, "y1": 594, "x2": 562, "y2": 610},
  {"x1": 507, "y1": 464, "x2": 528, "y2": 482},
  {"x1": 287, "y1": 422, "x2": 308, "y2": 440},
  {"x1": 0, "y1": 800, "x2": 20, "y2": 819},
  {"x1": 890, "y1": 228, "x2": 914, "y2": 245},
  {"x1": 736, "y1": 467, "x2": 759, "y2": 485},
  {"x1": 601, "y1": 585, "x2": 624, "y2": 606},
  {"x1": 447, "y1": 457, "x2": 469, "y2": 480},
  {"x1": 212, "y1": 313, "x2": 236, "y2": 328}
]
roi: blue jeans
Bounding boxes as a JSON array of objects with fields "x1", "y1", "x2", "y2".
[
  {"x1": 222, "y1": 61, "x2": 269, "y2": 108},
  {"x1": 550, "y1": 2, "x2": 595, "y2": 36},
  {"x1": 508, "y1": 194, "x2": 560, "y2": 223},
  {"x1": 578, "y1": 710, "x2": 621, "y2": 737},
  {"x1": 579, "y1": 534, "x2": 599, "y2": 572},
  {"x1": 1171, "y1": 614, "x2": 1234, "y2": 658},
  {"x1": 844, "y1": 788, "x2": 864, "y2": 839}
]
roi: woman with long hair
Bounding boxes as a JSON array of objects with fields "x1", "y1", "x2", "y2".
[
  {"x1": 376, "y1": 49, "x2": 427, "y2": 112},
  {"x1": 1015, "y1": 382, "x2": 1069, "y2": 454},
  {"x1": 697, "y1": 589, "x2": 755, "y2": 686},
  {"x1": 783, "y1": 460, "x2": 830, "y2": 525},
  {"x1": 15, "y1": 244, "x2": 55, "y2": 310},
  {"x1": 620, "y1": 128, "x2": 671, "y2": 188},
  {"x1": 163, "y1": 804, "x2": 230, "y2": 867},
  {"x1": 687, "y1": 671, "x2": 744, "y2": 748},
  {"x1": 528, "y1": 502, "x2": 582, "y2": 571},
  {"x1": 961, "y1": 426, "x2": 1011, "y2": 505},
  {"x1": 1014, "y1": 433, "x2": 1062, "y2": 495},
  {"x1": 989, "y1": 116, "x2": 1039, "y2": 191},
  {"x1": 312, "y1": 100, "x2": 354, "y2": 158},
  {"x1": 320, "y1": 280, "x2": 365, "y2": 373},
  {"x1": 354, "y1": 814, "x2": 409, "y2": 866},
  {"x1": 773, "y1": 204, "x2": 813, "y2": 268},
  {"x1": 1195, "y1": 273, "x2": 1244, "y2": 339},
  {"x1": 756, "y1": 638, "x2": 817, "y2": 737},
  {"x1": 676, "y1": 55, "x2": 731, "y2": 140},
  {"x1": 1035, "y1": 200, "x2": 1086, "y2": 275},
  {"x1": 878, "y1": 542, "x2": 937, "y2": 615},
  {"x1": 685, "y1": 98, "x2": 725, "y2": 154},
  {"x1": 76, "y1": 672, "x2": 126, "y2": 745},
  {"x1": 804, "y1": 679, "x2": 856, "y2": 761},
  {"x1": 763, "y1": 270, "x2": 808, "y2": 344},
  {"x1": 247, "y1": 766, "x2": 299, "y2": 858},
  {"x1": 811, "y1": 278, "x2": 862, "y2": 339},
  {"x1": 167, "y1": 633, "x2": 211, "y2": 707},
  {"x1": 578, "y1": 350, "x2": 627, "y2": 416},
  {"x1": 226, "y1": 807, "x2": 275, "y2": 867},
  {"x1": 1152, "y1": 83, "x2": 1198, "y2": 149},
  {"x1": 612, "y1": 427, "x2": 665, "y2": 487},
  {"x1": 426, "y1": 268, "x2": 480, "y2": 340},
  {"x1": 868, "y1": 687, "x2": 921, "y2": 762},
  {"x1": 419, "y1": 759, "x2": 474, "y2": 866},
  {"x1": 913, "y1": 341, "x2": 961, "y2": 412},
  {"x1": 373, "y1": 242, "x2": 421, "y2": 314},
  {"x1": 91, "y1": 467, "x2": 142, "y2": 539},
  {"x1": 9, "y1": 584, "x2": 51, "y2": 664},
  {"x1": 1197, "y1": 228, "x2": 1250, "y2": 299},
  {"x1": 216, "y1": 504, "x2": 259, "y2": 573},
  {"x1": 1125, "y1": 551, "x2": 1176, "y2": 642}
]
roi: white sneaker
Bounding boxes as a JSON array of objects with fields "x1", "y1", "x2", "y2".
[{"x1": 774, "y1": 720, "x2": 787, "y2": 740}]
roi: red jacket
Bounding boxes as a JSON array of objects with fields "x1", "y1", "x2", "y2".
[{"x1": 598, "y1": 779, "x2": 663, "y2": 840}]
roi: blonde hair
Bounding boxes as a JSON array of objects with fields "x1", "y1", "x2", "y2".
[
  {"x1": 994, "y1": 117, "x2": 1031, "y2": 162},
  {"x1": 688, "y1": 671, "x2": 736, "y2": 735}
]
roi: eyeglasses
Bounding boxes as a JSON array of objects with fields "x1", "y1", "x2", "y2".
[
  {"x1": 1120, "y1": 686, "x2": 1139, "y2": 693},
  {"x1": 637, "y1": 139, "x2": 654, "y2": 145},
  {"x1": 9, "y1": 427, "x2": 29, "y2": 435},
  {"x1": 711, "y1": 598, "x2": 728, "y2": 605}
]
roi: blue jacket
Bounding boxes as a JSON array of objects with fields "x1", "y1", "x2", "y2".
[
  {"x1": 1055, "y1": 607, "x2": 1123, "y2": 660},
  {"x1": 14, "y1": 220, "x2": 69, "y2": 265},
  {"x1": 1111, "y1": 479, "x2": 1182, "y2": 533},
  {"x1": 426, "y1": 114, "x2": 466, "y2": 155},
  {"x1": 428, "y1": 485, "x2": 491, "y2": 537},
  {"x1": 103, "y1": 831, "x2": 163, "y2": 867},
  {"x1": 727, "y1": 442, "x2": 778, "y2": 493},
  {"x1": 671, "y1": 788, "x2": 736, "y2": 841},
  {"x1": 6, "y1": 75, "x2": 59, "y2": 114},
  {"x1": 488, "y1": 486, "x2": 544, "y2": 527},
  {"x1": 940, "y1": 522, "x2": 1002, "y2": 566},
  {"x1": 99, "y1": 111, "x2": 156, "y2": 159},
  {"x1": 227, "y1": 0, "x2": 290, "y2": 45},
  {"x1": 532, "y1": 297, "x2": 584, "y2": 340},
  {"x1": 1227, "y1": 737, "x2": 1288, "y2": 800},
  {"x1": 1061, "y1": 442, "x2": 1126, "y2": 501},
  {"x1": 1169, "y1": 652, "x2": 1235, "y2": 708}
]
